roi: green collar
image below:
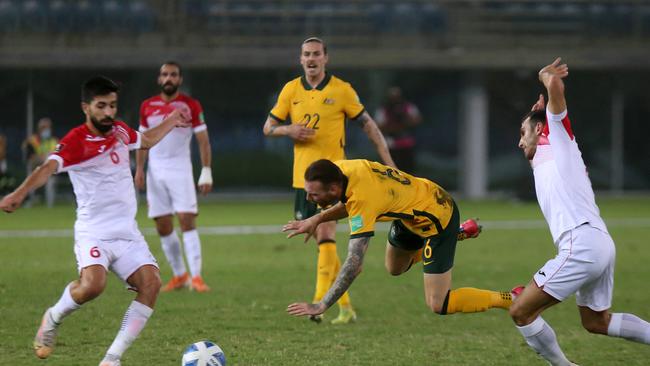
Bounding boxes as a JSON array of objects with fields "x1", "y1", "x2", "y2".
[{"x1": 301, "y1": 73, "x2": 332, "y2": 91}]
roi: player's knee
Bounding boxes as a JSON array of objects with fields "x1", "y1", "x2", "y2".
[
  {"x1": 156, "y1": 224, "x2": 173, "y2": 236},
  {"x1": 155, "y1": 217, "x2": 174, "y2": 236},
  {"x1": 509, "y1": 303, "x2": 534, "y2": 326},
  {"x1": 147, "y1": 274, "x2": 162, "y2": 293},
  {"x1": 138, "y1": 276, "x2": 162, "y2": 297},
  {"x1": 179, "y1": 217, "x2": 196, "y2": 232},
  {"x1": 425, "y1": 298, "x2": 445, "y2": 314},
  {"x1": 385, "y1": 261, "x2": 406, "y2": 276},
  {"x1": 78, "y1": 281, "x2": 105, "y2": 302}
]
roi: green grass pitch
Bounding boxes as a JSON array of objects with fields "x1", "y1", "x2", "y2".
[{"x1": 1, "y1": 197, "x2": 650, "y2": 365}]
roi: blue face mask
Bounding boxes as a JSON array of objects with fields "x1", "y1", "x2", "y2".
[{"x1": 40, "y1": 129, "x2": 51, "y2": 139}]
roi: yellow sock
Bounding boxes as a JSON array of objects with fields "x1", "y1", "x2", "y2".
[
  {"x1": 313, "y1": 242, "x2": 338, "y2": 303},
  {"x1": 444, "y1": 287, "x2": 512, "y2": 314}
]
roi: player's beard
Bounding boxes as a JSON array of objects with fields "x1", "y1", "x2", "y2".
[
  {"x1": 91, "y1": 116, "x2": 114, "y2": 133},
  {"x1": 161, "y1": 82, "x2": 178, "y2": 96}
]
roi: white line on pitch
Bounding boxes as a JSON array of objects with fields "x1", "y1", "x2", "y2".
[{"x1": 1, "y1": 218, "x2": 650, "y2": 238}]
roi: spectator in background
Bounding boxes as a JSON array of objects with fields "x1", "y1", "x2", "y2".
[
  {"x1": 376, "y1": 87, "x2": 422, "y2": 173},
  {"x1": 0, "y1": 133, "x2": 15, "y2": 194},
  {"x1": 23, "y1": 117, "x2": 59, "y2": 207}
]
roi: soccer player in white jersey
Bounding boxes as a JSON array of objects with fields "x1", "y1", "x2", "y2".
[
  {"x1": 510, "y1": 58, "x2": 650, "y2": 365},
  {"x1": 0, "y1": 76, "x2": 191, "y2": 366},
  {"x1": 135, "y1": 61, "x2": 212, "y2": 293}
]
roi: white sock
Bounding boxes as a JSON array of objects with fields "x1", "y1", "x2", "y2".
[
  {"x1": 50, "y1": 283, "x2": 81, "y2": 324},
  {"x1": 106, "y1": 301, "x2": 153, "y2": 359},
  {"x1": 608, "y1": 313, "x2": 650, "y2": 344},
  {"x1": 517, "y1": 317, "x2": 571, "y2": 366},
  {"x1": 160, "y1": 231, "x2": 186, "y2": 276},
  {"x1": 182, "y1": 230, "x2": 202, "y2": 277}
]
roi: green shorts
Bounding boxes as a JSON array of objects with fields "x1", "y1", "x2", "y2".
[
  {"x1": 387, "y1": 202, "x2": 460, "y2": 274},
  {"x1": 294, "y1": 189, "x2": 319, "y2": 220}
]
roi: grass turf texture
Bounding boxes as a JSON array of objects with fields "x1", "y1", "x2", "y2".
[{"x1": 1, "y1": 197, "x2": 650, "y2": 365}]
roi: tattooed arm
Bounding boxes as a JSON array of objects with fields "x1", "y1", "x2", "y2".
[
  {"x1": 355, "y1": 111, "x2": 397, "y2": 168},
  {"x1": 286, "y1": 236, "x2": 370, "y2": 316}
]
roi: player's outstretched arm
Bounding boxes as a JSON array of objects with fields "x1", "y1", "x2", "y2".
[
  {"x1": 287, "y1": 236, "x2": 370, "y2": 317},
  {"x1": 356, "y1": 111, "x2": 397, "y2": 168},
  {"x1": 283, "y1": 202, "x2": 348, "y2": 242},
  {"x1": 538, "y1": 57, "x2": 568, "y2": 114},
  {"x1": 0, "y1": 159, "x2": 58, "y2": 213},
  {"x1": 140, "y1": 109, "x2": 191, "y2": 149}
]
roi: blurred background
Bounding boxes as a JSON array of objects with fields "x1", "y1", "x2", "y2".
[{"x1": 1, "y1": 0, "x2": 649, "y2": 201}]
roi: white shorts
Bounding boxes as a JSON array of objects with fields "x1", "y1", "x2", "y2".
[
  {"x1": 146, "y1": 166, "x2": 198, "y2": 218},
  {"x1": 74, "y1": 234, "x2": 159, "y2": 282},
  {"x1": 533, "y1": 224, "x2": 616, "y2": 311}
]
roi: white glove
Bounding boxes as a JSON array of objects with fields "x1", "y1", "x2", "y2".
[{"x1": 198, "y1": 167, "x2": 213, "y2": 186}]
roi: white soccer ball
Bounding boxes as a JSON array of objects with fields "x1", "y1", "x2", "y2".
[{"x1": 181, "y1": 340, "x2": 226, "y2": 366}]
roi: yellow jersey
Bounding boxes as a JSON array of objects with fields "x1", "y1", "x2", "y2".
[
  {"x1": 335, "y1": 159, "x2": 455, "y2": 239},
  {"x1": 269, "y1": 74, "x2": 365, "y2": 188}
]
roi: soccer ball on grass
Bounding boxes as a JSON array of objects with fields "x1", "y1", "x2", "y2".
[{"x1": 181, "y1": 340, "x2": 226, "y2": 366}]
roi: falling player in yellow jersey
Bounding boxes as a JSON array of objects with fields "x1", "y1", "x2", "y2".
[
  {"x1": 284, "y1": 159, "x2": 513, "y2": 319},
  {"x1": 263, "y1": 37, "x2": 396, "y2": 324}
]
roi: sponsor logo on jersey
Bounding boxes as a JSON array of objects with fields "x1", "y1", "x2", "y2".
[
  {"x1": 323, "y1": 98, "x2": 335, "y2": 105},
  {"x1": 54, "y1": 143, "x2": 65, "y2": 153}
]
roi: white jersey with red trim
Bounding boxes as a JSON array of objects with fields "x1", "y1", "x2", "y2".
[
  {"x1": 48, "y1": 121, "x2": 143, "y2": 240},
  {"x1": 531, "y1": 109, "x2": 608, "y2": 244},
  {"x1": 139, "y1": 93, "x2": 206, "y2": 172}
]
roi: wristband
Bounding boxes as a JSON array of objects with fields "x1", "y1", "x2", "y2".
[{"x1": 198, "y1": 167, "x2": 213, "y2": 186}]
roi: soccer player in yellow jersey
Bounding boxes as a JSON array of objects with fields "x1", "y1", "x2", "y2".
[
  {"x1": 263, "y1": 37, "x2": 396, "y2": 324},
  {"x1": 284, "y1": 159, "x2": 514, "y2": 319}
]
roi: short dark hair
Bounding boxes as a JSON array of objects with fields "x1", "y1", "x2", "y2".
[
  {"x1": 81, "y1": 76, "x2": 119, "y2": 103},
  {"x1": 305, "y1": 159, "x2": 343, "y2": 186},
  {"x1": 522, "y1": 109, "x2": 546, "y2": 126},
  {"x1": 161, "y1": 61, "x2": 182, "y2": 76},
  {"x1": 302, "y1": 37, "x2": 327, "y2": 54}
]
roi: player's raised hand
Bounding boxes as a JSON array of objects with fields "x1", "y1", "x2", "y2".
[
  {"x1": 538, "y1": 57, "x2": 569, "y2": 87},
  {"x1": 0, "y1": 191, "x2": 25, "y2": 213},
  {"x1": 287, "y1": 302, "x2": 326, "y2": 317},
  {"x1": 286, "y1": 124, "x2": 315, "y2": 142},
  {"x1": 282, "y1": 217, "x2": 318, "y2": 242},
  {"x1": 531, "y1": 94, "x2": 545, "y2": 112}
]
